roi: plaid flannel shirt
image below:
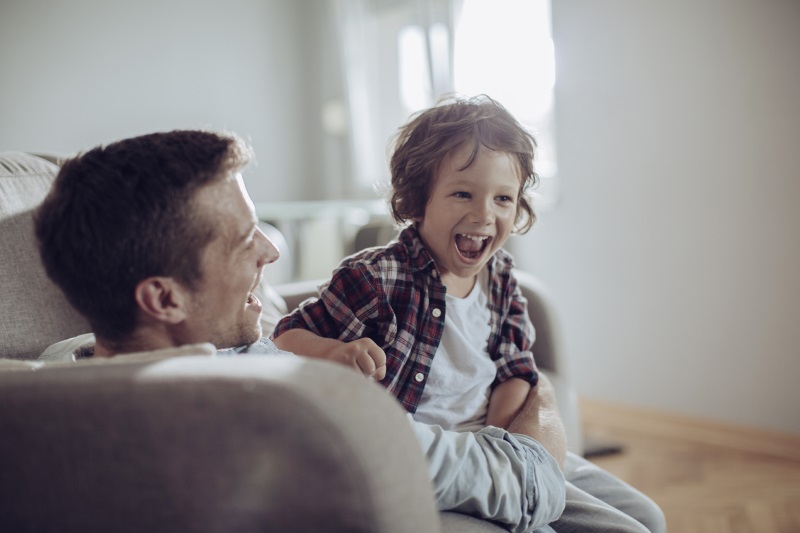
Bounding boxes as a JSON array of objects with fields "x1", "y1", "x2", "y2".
[{"x1": 272, "y1": 225, "x2": 538, "y2": 414}]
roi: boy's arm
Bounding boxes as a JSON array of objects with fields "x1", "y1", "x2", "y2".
[
  {"x1": 485, "y1": 377, "x2": 531, "y2": 429},
  {"x1": 492, "y1": 265, "x2": 539, "y2": 385},
  {"x1": 271, "y1": 263, "x2": 388, "y2": 380},
  {"x1": 273, "y1": 329, "x2": 387, "y2": 380}
]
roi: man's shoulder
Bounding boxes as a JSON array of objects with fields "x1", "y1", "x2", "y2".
[
  {"x1": 38, "y1": 334, "x2": 219, "y2": 363},
  {"x1": 37, "y1": 334, "x2": 291, "y2": 362},
  {"x1": 221, "y1": 337, "x2": 296, "y2": 357}
]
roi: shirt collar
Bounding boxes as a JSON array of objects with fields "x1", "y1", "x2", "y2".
[{"x1": 398, "y1": 224, "x2": 436, "y2": 273}]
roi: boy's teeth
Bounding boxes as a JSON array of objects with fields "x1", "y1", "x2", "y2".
[{"x1": 455, "y1": 234, "x2": 488, "y2": 256}]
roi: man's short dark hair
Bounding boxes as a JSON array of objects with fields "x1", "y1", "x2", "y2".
[
  {"x1": 35, "y1": 130, "x2": 253, "y2": 342},
  {"x1": 389, "y1": 94, "x2": 538, "y2": 233}
]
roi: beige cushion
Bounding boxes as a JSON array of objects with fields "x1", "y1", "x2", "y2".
[
  {"x1": 0, "y1": 152, "x2": 89, "y2": 359},
  {"x1": 0, "y1": 354, "x2": 440, "y2": 532}
]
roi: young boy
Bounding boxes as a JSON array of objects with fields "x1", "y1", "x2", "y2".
[{"x1": 273, "y1": 95, "x2": 540, "y2": 432}]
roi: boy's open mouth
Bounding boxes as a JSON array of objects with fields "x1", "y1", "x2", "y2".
[{"x1": 455, "y1": 233, "x2": 490, "y2": 260}]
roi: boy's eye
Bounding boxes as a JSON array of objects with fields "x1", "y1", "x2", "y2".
[
  {"x1": 454, "y1": 191, "x2": 471, "y2": 199},
  {"x1": 496, "y1": 195, "x2": 514, "y2": 203}
]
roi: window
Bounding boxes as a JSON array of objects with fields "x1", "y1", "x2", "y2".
[
  {"x1": 453, "y1": 0, "x2": 557, "y2": 203},
  {"x1": 335, "y1": 0, "x2": 558, "y2": 205}
]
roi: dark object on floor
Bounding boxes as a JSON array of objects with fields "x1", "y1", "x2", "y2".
[{"x1": 582, "y1": 433, "x2": 624, "y2": 458}]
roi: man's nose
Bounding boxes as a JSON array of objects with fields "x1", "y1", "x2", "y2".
[{"x1": 256, "y1": 227, "x2": 281, "y2": 266}]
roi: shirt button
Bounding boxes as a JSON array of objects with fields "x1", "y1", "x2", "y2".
[
  {"x1": 414, "y1": 372, "x2": 425, "y2": 383},
  {"x1": 432, "y1": 308, "x2": 442, "y2": 318}
]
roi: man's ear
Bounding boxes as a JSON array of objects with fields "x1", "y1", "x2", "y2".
[{"x1": 134, "y1": 277, "x2": 189, "y2": 324}]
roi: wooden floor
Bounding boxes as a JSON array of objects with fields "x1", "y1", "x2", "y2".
[{"x1": 580, "y1": 399, "x2": 800, "y2": 533}]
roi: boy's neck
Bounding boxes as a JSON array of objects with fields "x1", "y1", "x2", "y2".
[{"x1": 441, "y1": 272, "x2": 478, "y2": 299}]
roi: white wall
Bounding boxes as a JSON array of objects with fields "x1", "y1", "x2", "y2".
[
  {"x1": 511, "y1": 0, "x2": 800, "y2": 433},
  {"x1": 0, "y1": 0, "x2": 310, "y2": 203}
]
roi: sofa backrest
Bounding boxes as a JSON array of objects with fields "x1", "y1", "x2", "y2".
[{"x1": 0, "y1": 152, "x2": 90, "y2": 359}]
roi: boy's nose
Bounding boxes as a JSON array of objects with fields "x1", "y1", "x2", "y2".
[{"x1": 471, "y1": 201, "x2": 496, "y2": 225}]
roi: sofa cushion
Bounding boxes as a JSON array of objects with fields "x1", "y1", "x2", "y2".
[
  {"x1": 0, "y1": 152, "x2": 89, "y2": 359},
  {"x1": 0, "y1": 355, "x2": 440, "y2": 532}
]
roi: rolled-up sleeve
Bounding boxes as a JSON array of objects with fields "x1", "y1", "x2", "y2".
[{"x1": 408, "y1": 415, "x2": 565, "y2": 532}]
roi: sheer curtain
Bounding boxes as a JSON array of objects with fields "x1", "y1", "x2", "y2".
[
  {"x1": 331, "y1": 0, "x2": 558, "y2": 205},
  {"x1": 331, "y1": 0, "x2": 461, "y2": 190}
]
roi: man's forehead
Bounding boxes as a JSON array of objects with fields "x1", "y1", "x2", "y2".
[
  {"x1": 197, "y1": 171, "x2": 250, "y2": 203},
  {"x1": 194, "y1": 172, "x2": 255, "y2": 227},
  {"x1": 232, "y1": 172, "x2": 256, "y2": 211}
]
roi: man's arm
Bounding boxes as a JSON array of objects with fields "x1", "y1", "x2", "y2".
[{"x1": 507, "y1": 372, "x2": 567, "y2": 470}]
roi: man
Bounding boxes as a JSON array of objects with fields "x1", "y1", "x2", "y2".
[{"x1": 35, "y1": 130, "x2": 664, "y2": 533}]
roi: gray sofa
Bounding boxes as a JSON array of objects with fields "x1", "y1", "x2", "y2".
[{"x1": 0, "y1": 151, "x2": 582, "y2": 532}]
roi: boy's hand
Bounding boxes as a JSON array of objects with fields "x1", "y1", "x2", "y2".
[{"x1": 329, "y1": 338, "x2": 387, "y2": 381}]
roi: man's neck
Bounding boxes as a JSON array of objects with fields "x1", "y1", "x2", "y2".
[
  {"x1": 92, "y1": 341, "x2": 117, "y2": 358},
  {"x1": 94, "y1": 327, "x2": 182, "y2": 358}
]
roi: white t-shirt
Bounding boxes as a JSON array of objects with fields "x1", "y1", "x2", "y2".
[{"x1": 414, "y1": 269, "x2": 497, "y2": 432}]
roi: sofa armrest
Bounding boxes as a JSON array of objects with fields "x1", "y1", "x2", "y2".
[
  {"x1": 0, "y1": 355, "x2": 440, "y2": 532},
  {"x1": 273, "y1": 278, "x2": 326, "y2": 312}
]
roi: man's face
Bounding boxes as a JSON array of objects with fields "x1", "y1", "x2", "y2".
[{"x1": 183, "y1": 172, "x2": 279, "y2": 349}]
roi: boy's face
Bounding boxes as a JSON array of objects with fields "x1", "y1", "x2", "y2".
[{"x1": 416, "y1": 145, "x2": 520, "y2": 296}]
